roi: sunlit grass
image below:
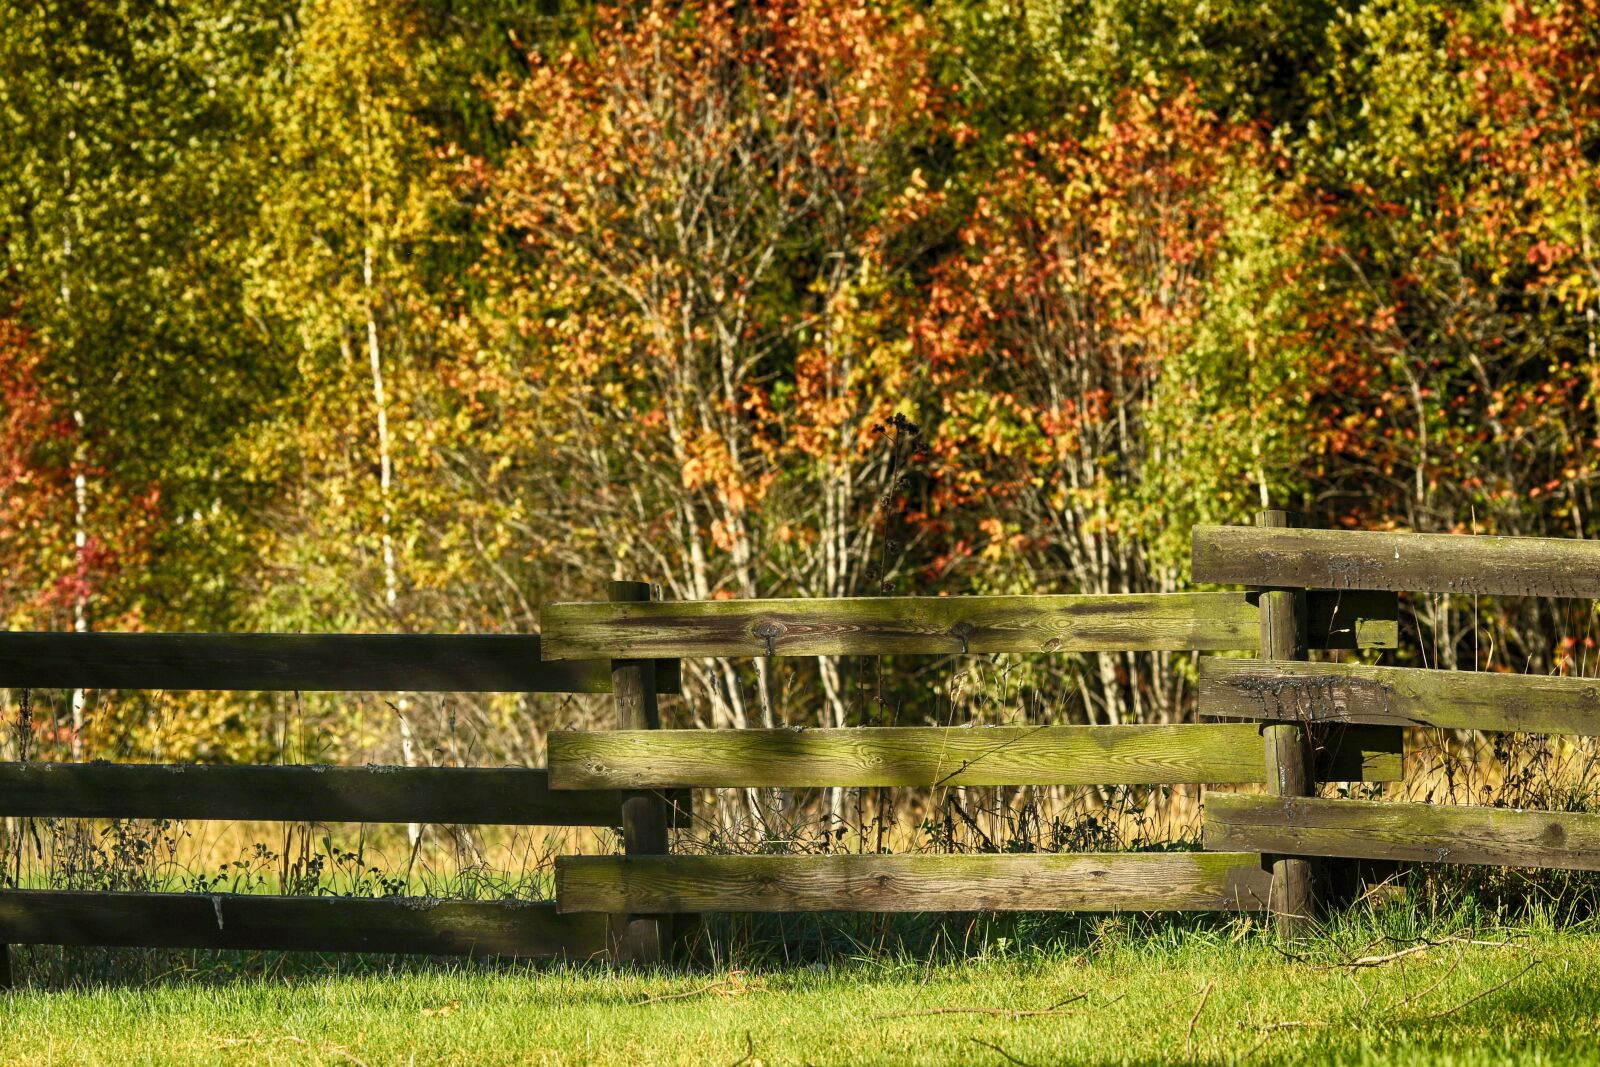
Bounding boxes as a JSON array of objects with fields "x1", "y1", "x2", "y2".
[{"x1": 4, "y1": 910, "x2": 1597, "y2": 1066}]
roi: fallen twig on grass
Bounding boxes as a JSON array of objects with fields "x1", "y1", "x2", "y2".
[
  {"x1": 971, "y1": 1037, "x2": 1043, "y2": 1067},
  {"x1": 1322, "y1": 936, "x2": 1514, "y2": 970},
  {"x1": 1240, "y1": 1020, "x2": 1328, "y2": 1061},
  {"x1": 636, "y1": 971, "x2": 759, "y2": 1006},
  {"x1": 1243, "y1": 953, "x2": 1541, "y2": 1058},
  {"x1": 1185, "y1": 981, "x2": 1214, "y2": 1059},
  {"x1": 211, "y1": 1032, "x2": 371, "y2": 1065},
  {"x1": 872, "y1": 994, "x2": 1086, "y2": 1020},
  {"x1": 1387, "y1": 956, "x2": 1465, "y2": 1011},
  {"x1": 728, "y1": 1032, "x2": 758, "y2": 1067},
  {"x1": 1267, "y1": 942, "x2": 1311, "y2": 964},
  {"x1": 1407, "y1": 958, "x2": 1540, "y2": 1023}
]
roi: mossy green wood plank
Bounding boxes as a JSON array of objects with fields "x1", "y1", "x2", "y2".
[
  {"x1": 1203, "y1": 794, "x2": 1600, "y2": 870},
  {"x1": 0, "y1": 632, "x2": 679, "y2": 694},
  {"x1": 549, "y1": 724, "x2": 1268, "y2": 789},
  {"x1": 543, "y1": 591, "x2": 1393, "y2": 659},
  {"x1": 0, "y1": 763, "x2": 689, "y2": 827},
  {"x1": 554, "y1": 853, "x2": 1272, "y2": 913},
  {"x1": 1201, "y1": 658, "x2": 1600, "y2": 737},
  {"x1": 542, "y1": 592, "x2": 1262, "y2": 659},
  {"x1": 1193, "y1": 525, "x2": 1600, "y2": 599},
  {"x1": 0, "y1": 891, "x2": 608, "y2": 958}
]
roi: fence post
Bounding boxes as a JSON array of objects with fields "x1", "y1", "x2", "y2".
[
  {"x1": 1256, "y1": 510, "x2": 1317, "y2": 939},
  {"x1": 607, "y1": 580, "x2": 671, "y2": 966}
]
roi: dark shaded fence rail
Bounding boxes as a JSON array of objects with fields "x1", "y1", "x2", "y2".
[
  {"x1": 0, "y1": 892, "x2": 606, "y2": 958},
  {"x1": 0, "y1": 764, "x2": 689, "y2": 826},
  {"x1": 0, "y1": 632, "x2": 679, "y2": 693}
]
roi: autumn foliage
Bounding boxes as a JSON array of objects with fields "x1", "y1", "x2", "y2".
[{"x1": 2, "y1": 0, "x2": 1599, "y2": 757}]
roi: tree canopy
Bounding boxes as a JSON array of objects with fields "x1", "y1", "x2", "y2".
[{"x1": 2, "y1": 0, "x2": 1597, "y2": 758}]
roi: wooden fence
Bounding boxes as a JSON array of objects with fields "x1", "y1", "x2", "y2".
[
  {"x1": 0, "y1": 582, "x2": 684, "y2": 984},
  {"x1": 5, "y1": 515, "x2": 1600, "y2": 980},
  {"x1": 1193, "y1": 520, "x2": 1600, "y2": 933},
  {"x1": 537, "y1": 510, "x2": 1400, "y2": 939}
]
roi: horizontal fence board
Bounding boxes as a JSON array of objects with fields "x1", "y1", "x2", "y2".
[
  {"x1": 549, "y1": 725, "x2": 1401, "y2": 790},
  {"x1": 1193, "y1": 525, "x2": 1600, "y2": 599},
  {"x1": 0, "y1": 890, "x2": 607, "y2": 957},
  {"x1": 0, "y1": 763, "x2": 688, "y2": 827},
  {"x1": 1202, "y1": 659, "x2": 1600, "y2": 736},
  {"x1": 549, "y1": 724, "x2": 1269, "y2": 789},
  {"x1": 543, "y1": 592, "x2": 1259, "y2": 658},
  {"x1": 1203, "y1": 794, "x2": 1600, "y2": 871},
  {"x1": 543, "y1": 591, "x2": 1394, "y2": 659},
  {"x1": 555, "y1": 853, "x2": 1271, "y2": 913},
  {"x1": 0, "y1": 632, "x2": 679, "y2": 694}
]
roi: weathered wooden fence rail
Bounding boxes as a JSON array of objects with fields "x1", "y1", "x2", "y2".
[
  {"x1": 546, "y1": 724, "x2": 1399, "y2": 789},
  {"x1": 1191, "y1": 524, "x2": 1600, "y2": 599},
  {"x1": 555, "y1": 853, "x2": 1276, "y2": 914},
  {"x1": 0, "y1": 763, "x2": 685, "y2": 825},
  {"x1": 540, "y1": 588, "x2": 1400, "y2": 658},
  {"x1": 0, "y1": 631, "x2": 679, "y2": 693},
  {"x1": 1195, "y1": 522, "x2": 1600, "y2": 932},
  {"x1": 9, "y1": 517, "x2": 1600, "y2": 982}
]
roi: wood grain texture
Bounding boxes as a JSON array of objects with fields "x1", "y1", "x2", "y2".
[
  {"x1": 542, "y1": 592, "x2": 1263, "y2": 658},
  {"x1": 549, "y1": 724, "x2": 1270, "y2": 789},
  {"x1": 1204, "y1": 794, "x2": 1600, "y2": 871},
  {"x1": 543, "y1": 591, "x2": 1394, "y2": 659},
  {"x1": 0, "y1": 763, "x2": 689, "y2": 827},
  {"x1": 554, "y1": 853, "x2": 1273, "y2": 913},
  {"x1": 0, "y1": 891, "x2": 607, "y2": 957},
  {"x1": 1193, "y1": 524, "x2": 1600, "y2": 599},
  {"x1": 548, "y1": 726, "x2": 1400, "y2": 790},
  {"x1": 0, "y1": 631, "x2": 679, "y2": 694},
  {"x1": 1202, "y1": 658, "x2": 1600, "y2": 737}
]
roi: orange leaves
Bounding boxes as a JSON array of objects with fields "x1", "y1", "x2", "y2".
[
  {"x1": 474, "y1": 0, "x2": 939, "y2": 602},
  {"x1": 681, "y1": 429, "x2": 773, "y2": 519},
  {"x1": 916, "y1": 86, "x2": 1283, "y2": 522},
  {"x1": 0, "y1": 309, "x2": 156, "y2": 630},
  {"x1": 1449, "y1": 0, "x2": 1600, "y2": 306},
  {"x1": 1306, "y1": 0, "x2": 1600, "y2": 533},
  {"x1": 0, "y1": 314, "x2": 75, "y2": 626}
]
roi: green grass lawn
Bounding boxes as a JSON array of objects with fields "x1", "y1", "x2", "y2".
[{"x1": 4, "y1": 914, "x2": 1598, "y2": 1066}]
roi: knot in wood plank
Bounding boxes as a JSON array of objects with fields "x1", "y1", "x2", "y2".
[{"x1": 751, "y1": 620, "x2": 785, "y2": 656}]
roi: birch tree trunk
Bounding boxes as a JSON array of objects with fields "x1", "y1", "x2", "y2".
[{"x1": 363, "y1": 241, "x2": 418, "y2": 847}]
